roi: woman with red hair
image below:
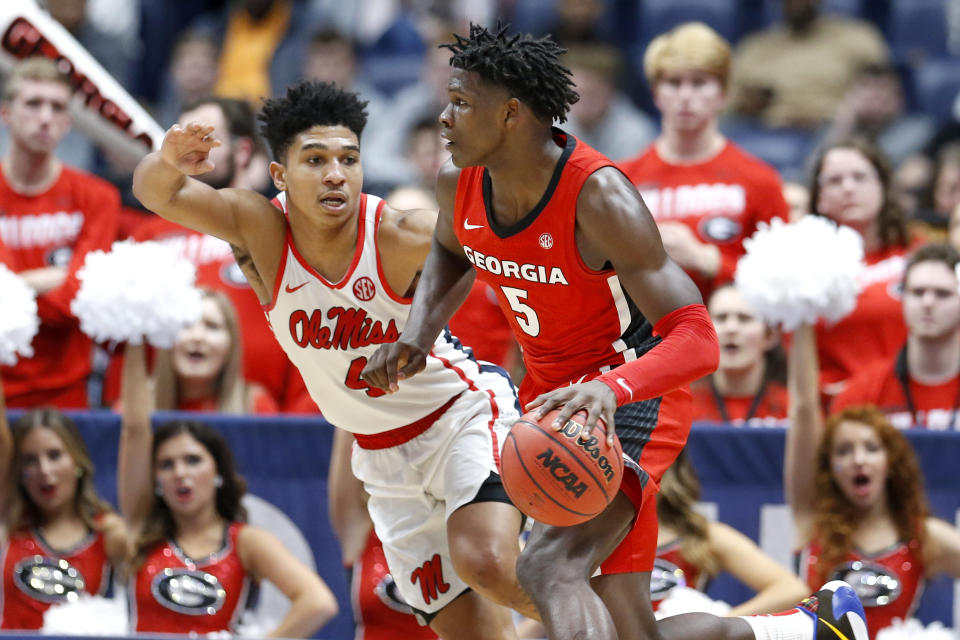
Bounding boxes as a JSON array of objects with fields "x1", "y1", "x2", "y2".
[{"x1": 786, "y1": 324, "x2": 960, "y2": 637}]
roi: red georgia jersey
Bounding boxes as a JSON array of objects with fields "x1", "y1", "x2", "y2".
[
  {"x1": 798, "y1": 538, "x2": 924, "y2": 638},
  {"x1": 0, "y1": 528, "x2": 111, "y2": 629},
  {"x1": 651, "y1": 539, "x2": 707, "y2": 611},
  {"x1": 130, "y1": 523, "x2": 251, "y2": 634},
  {"x1": 453, "y1": 130, "x2": 653, "y2": 402}
]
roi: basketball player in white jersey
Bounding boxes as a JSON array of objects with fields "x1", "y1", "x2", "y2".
[{"x1": 132, "y1": 81, "x2": 534, "y2": 639}]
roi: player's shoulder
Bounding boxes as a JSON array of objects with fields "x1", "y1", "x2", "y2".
[{"x1": 378, "y1": 200, "x2": 436, "y2": 246}]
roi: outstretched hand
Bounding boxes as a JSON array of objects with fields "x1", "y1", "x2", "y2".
[
  {"x1": 160, "y1": 122, "x2": 222, "y2": 176},
  {"x1": 526, "y1": 380, "x2": 618, "y2": 446},
  {"x1": 360, "y1": 340, "x2": 430, "y2": 393}
]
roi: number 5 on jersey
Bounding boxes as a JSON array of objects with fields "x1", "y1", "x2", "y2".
[{"x1": 501, "y1": 286, "x2": 540, "y2": 336}]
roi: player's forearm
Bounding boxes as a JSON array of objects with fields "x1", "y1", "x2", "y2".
[
  {"x1": 401, "y1": 236, "x2": 475, "y2": 349},
  {"x1": 132, "y1": 151, "x2": 189, "y2": 216},
  {"x1": 598, "y1": 304, "x2": 719, "y2": 405}
]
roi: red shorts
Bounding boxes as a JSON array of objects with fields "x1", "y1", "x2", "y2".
[{"x1": 519, "y1": 378, "x2": 693, "y2": 575}]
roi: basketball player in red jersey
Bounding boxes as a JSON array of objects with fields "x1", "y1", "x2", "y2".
[
  {"x1": 0, "y1": 57, "x2": 120, "y2": 408},
  {"x1": 362, "y1": 23, "x2": 868, "y2": 640},
  {"x1": 618, "y1": 22, "x2": 787, "y2": 302}
]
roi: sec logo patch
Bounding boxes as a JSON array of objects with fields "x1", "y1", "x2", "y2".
[
  {"x1": 539, "y1": 233, "x2": 554, "y2": 249},
  {"x1": 353, "y1": 277, "x2": 376, "y2": 301}
]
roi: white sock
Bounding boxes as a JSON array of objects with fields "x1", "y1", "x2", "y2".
[{"x1": 739, "y1": 609, "x2": 815, "y2": 640}]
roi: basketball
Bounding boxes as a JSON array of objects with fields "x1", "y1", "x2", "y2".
[{"x1": 501, "y1": 409, "x2": 623, "y2": 526}]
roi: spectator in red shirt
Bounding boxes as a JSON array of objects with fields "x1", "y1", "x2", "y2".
[
  {"x1": 618, "y1": 22, "x2": 787, "y2": 301},
  {"x1": 833, "y1": 243, "x2": 960, "y2": 429},
  {"x1": 807, "y1": 139, "x2": 914, "y2": 402},
  {"x1": 153, "y1": 289, "x2": 277, "y2": 414},
  {"x1": 691, "y1": 283, "x2": 788, "y2": 426},
  {"x1": 0, "y1": 57, "x2": 120, "y2": 408},
  {"x1": 128, "y1": 96, "x2": 308, "y2": 411}
]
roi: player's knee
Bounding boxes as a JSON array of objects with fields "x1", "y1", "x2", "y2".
[{"x1": 450, "y1": 542, "x2": 516, "y2": 593}]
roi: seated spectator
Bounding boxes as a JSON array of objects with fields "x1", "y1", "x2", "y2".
[
  {"x1": 0, "y1": 57, "x2": 120, "y2": 409},
  {"x1": 619, "y1": 22, "x2": 788, "y2": 301},
  {"x1": 833, "y1": 243, "x2": 960, "y2": 429},
  {"x1": 0, "y1": 381, "x2": 128, "y2": 630},
  {"x1": 562, "y1": 43, "x2": 655, "y2": 162},
  {"x1": 728, "y1": 0, "x2": 890, "y2": 129},
  {"x1": 821, "y1": 63, "x2": 935, "y2": 169},
  {"x1": 119, "y1": 344, "x2": 337, "y2": 635},
  {"x1": 691, "y1": 284, "x2": 788, "y2": 426},
  {"x1": 786, "y1": 323, "x2": 960, "y2": 637},
  {"x1": 807, "y1": 138, "x2": 914, "y2": 401},
  {"x1": 401, "y1": 116, "x2": 448, "y2": 193},
  {"x1": 931, "y1": 145, "x2": 960, "y2": 228},
  {"x1": 127, "y1": 96, "x2": 307, "y2": 411},
  {"x1": 654, "y1": 450, "x2": 809, "y2": 614},
  {"x1": 152, "y1": 289, "x2": 278, "y2": 414},
  {"x1": 46, "y1": 0, "x2": 134, "y2": 89}
]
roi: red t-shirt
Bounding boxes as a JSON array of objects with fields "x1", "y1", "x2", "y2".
[
  {"x1": 124, "y1": 216, "x2": 308, "y2": 411},
  {"x1": 690, "y1": 379, "x2": 789, "y2": 427},
  {"x1": 815, "y1": 246, "x2": 910, "y2": 399},
  {"x1": 832, "y1": 355, "x2": 960, "y2": 430},
  {"x1": 131, "y1": 522, "x2": 250, "y2": 634},
  {"x1": 618, "y1": 142, "x2": 787, "y2": 300},
  {"x1": 0, "y1": 165, "x2": 120, "y2": 406},
  {"x1": 1, "y1": 528, "x2": 111, "y2": 629},
  {"x1": 176, "y1": 385, "x2": 279, "y2": 414}
]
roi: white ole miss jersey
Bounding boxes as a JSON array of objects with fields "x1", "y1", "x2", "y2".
[{"x1": 264, "y1": 192, "x2": 478, "y2": 434}]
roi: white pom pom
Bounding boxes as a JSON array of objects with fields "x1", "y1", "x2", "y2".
[
  {"x1": 875, "y1": 618, "x2": 956, "y2": 640},
  {"x1": 653, "y1": 586, "x2": 731, "y2": 619},
  {"x1": 0, "y1": 264, "x2": 39, "y2": 366},
  {"x1": 735, "y1": 216, "x2": 864, "y2": 331},
  {"x1": 42, "y1": 594, "x2": 128, "y2": 635},
  {"x1": 71, "y1": 240, "x2": 203, "y2": 348}
]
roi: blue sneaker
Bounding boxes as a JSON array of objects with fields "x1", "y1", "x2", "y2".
[{"x1": 797, "y1": 580, "x2": 870, "y2": 640}]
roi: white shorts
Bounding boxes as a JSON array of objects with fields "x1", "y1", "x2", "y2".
[{"x1": 351, "y1": 366, "x2": 519, "y2": 614}]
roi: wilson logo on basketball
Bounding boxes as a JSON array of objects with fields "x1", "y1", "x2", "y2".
[
  {"x1": 538, "y1": 233, "x2": 554, "y2": 249},
  {"x1": 558, "y1": 419, "x2": 616, "y2": 484},
  {"x1": 353, "y1": 277, "x2": 376, "y2": 301}
]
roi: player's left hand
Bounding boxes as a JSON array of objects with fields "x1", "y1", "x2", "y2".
[
  {"x1": 526, "y1": 381, "x2": 617, "y2": 446},
  {"x1": 658, "y1": 222, "x2": 719, "y2": 278}
]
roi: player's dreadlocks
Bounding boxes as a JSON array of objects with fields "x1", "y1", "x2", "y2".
[
  {"x1": 258, "y1": 80, "x2": 368, "y2": 162},
  {"x1": 442, "y1": 23, "x2": 579, "y2": 124}
]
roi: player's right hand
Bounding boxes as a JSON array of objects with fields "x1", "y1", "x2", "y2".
[
  {"x1": 360, "y1": 340, "x2": 429, "y2": 393},
  {"x1": 160, "y1": 122, "x2": 222, "y2": 176}
]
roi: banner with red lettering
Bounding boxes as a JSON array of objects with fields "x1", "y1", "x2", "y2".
[{"x1": 0, "y1": 0, "x2": 163, "y2": 162}]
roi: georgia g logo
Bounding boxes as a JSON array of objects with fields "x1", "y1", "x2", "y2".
[
  {"x1": 14, "y1": 556, "x2": 86, "y2": 603},
  {"x1": 151, "y1": 567, "x2": 227, "y2": 615},
  {"x1": 649, "y1": 557, "x2": 686, "y2": 602},
  {"x1": 830, "y1": 560, "x2": 901, "y2": 607}
]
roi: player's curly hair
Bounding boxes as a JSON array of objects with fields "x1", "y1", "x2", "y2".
[
  {"x1": 811, "y1": 405, "x2": 928, "y2": 583},
  {"x1": 442, "y1": 23, "x2": 579, "y2": 124},
  {"x1": 258, "y1": 80, "x2": 368, "y2": 162}
]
